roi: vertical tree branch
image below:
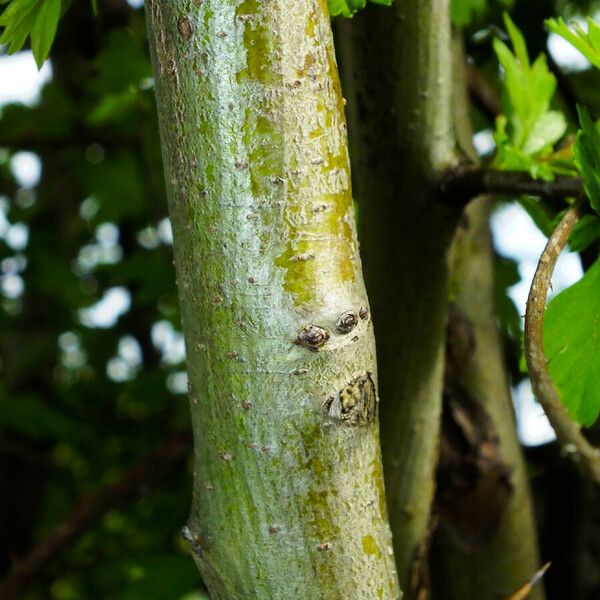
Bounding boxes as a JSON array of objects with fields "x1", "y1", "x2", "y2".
[
  {"x1": 145, "y1": 0, "x2": 401, "y2": 597},
  {"x1": 434, "y1": 199, "x2": 545, "y2": 600},
  {"x1": 430, "y1": 36, "x2": 544, "y2": 600},
  {"x1": 337, "y1": 0, "x2": 462, "y2": 592}
]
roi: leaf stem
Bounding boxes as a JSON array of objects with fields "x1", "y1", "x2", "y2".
[{"x1": 524, "y1": 198, "x2": 600, "y2": 485}]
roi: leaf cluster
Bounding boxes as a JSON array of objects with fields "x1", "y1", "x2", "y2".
[
  {"x1": 0, "y1": 0, "x2": 64, "y2": 67},
  {"x1": 492, "y1": 14, "x2": 568, "y2": 180},
  {"x1": 486, "y1": 14, "x2": 600, "y2": 427}
]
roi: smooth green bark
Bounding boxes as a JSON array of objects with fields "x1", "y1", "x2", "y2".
[
  {"x1": 430, "y1": 39, "x2": 544, "y2": 600},
  {"x1": 337, "y1": 0, "x2": 461, "y2": 592},
  {"x1": 432, "y1": 197, "x2": 544, "y2": 600},
  {"x1": 145, "y1": 0, "x2": 401, "y2": 598}
]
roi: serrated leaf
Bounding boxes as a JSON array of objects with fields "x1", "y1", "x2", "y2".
[
  {"x1": 545, "y1": 258, "x2": 600, "y2": 426},
  {"x1": 30, "y1": 0, "x2": 61, "y2": 68},
  {"x1": 0, "y1": 0, "x2": 40, "y2": 54},
  {"x1": 492, "y1": 13, "x2": 568, "y2": 181},
  {"x1": 546, "y1": 17, "x2": 600, "y2": 70},
  {"x1": 504, "y1": 11, "x2": 529, "y2": 68},
  {"x1": 574, "y1": 106, "x2": 600, "y2": 215},
  {"x1": 0, "y1": 0, "x2": 64, "y2": 65},
  {"x1": 496, "y1": 15, "x2": 557, "y2": 135}
]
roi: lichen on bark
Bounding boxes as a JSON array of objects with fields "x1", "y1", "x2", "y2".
[
  {"x1": 145, "y1": 0, "x2": 401, "y2": 597},
  {"x1": 337, "y1": 0, "x2": 462, "y2": 591}
]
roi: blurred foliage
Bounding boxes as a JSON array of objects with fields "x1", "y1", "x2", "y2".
[
  {"x1": 0, "y1": 1, "x2": 202, "y2": 598},
  {"x1": 451, "y1": 0, "x2": 514, "y2": 26}
]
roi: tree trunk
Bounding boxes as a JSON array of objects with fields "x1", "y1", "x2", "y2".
[
  {"x1": 429, "y1": 40, "x2": 544, "y2": 599},
  {"x1": 432, "y1": 197, "x2": 544, "y2": 600},
  {"x1": 337, "y1": 0, "x2": 461, "y2": 592},
  {"x1": 145, "y1": 0, "x2": 401, "y2": 598}
]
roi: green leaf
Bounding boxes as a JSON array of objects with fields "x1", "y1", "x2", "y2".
[
  {"x1": 574, "y1": 105, "x2": 600, "y2": 215},
  {"x1": 517, "y1": 197, "x2": 557, "y2": 236},
  {"x1": 0, "y1": 0, "x2": 63, "y2": 65},
  {"x1": 93, "y1": 29, "x2": 153, "y2": 93},
  {"x1": 545, "y1": 258, "x2": 600, "y2": 426},
  {"x1": 494, "y1": 253, "x2": 521, "y2": 341},
  {"x1": 328, "y1": 0, "x2": 391, "y2": 18},
  {"x1": 451, "y1": 0, "x2": 486, "y2": 26},
  {"x1": 450, "y1": 0, "x2": 514, "y2": 26},
  {"x1": 522, "y1": 111, "x2": 567, "y2": 155},
  {"x1": 0, "y1": 0, "x2": 41, "y2": 54},
  {"x1": 87, "y1": 85, "x2": 140, "y2": 125},
  {"x1": 0, "y1": 393, "x2": 87, "y2": 442},
  {"x1": 546, "y1": 17, "x2": 600, "y2": 70},
  {"x1": 492, "y1": 13, "x2": 568, "y2": 181},
  {"x1": 504, "y1": 11, "x2": 529, "y2": 68},
  {"x1": 30, "y1": 0, "x2": 61, "y2": 68},
  {"x1": 569, "y1": 214, "x2": 600, "y2": 252},
  {"x1": 492, "y1": 117, "x2": 555, "y2": 179}
]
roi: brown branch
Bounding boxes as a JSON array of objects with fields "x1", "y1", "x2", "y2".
[
  {"x1": 0, "y1": 431, "x2": 192, "y2": 600},
  {"x1": 524, "y1": 199, "x2": 600, "y2": 485},
  {"x1": 467, "y1": 62, "x2": 501, "y2": 121},
  {"x1": 441, "y1": 163, "x2": 584, "y2": 205}
]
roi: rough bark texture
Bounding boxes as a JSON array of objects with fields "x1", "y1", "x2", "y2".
[
  {"x1": 145, "y1": 0, "x2": 401, "y2": 598},
  {"x1": 337, "y1": 0, "x2": 461, "y2": 592},
  {"x1": 432, "y1": 198, "x2": 544, "y2": 600}
]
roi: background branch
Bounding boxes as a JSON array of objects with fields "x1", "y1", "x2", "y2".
[
  {"x1": 466, "y1": 63, "x2": 501, "y2": 121},
  {"x1": 0, "y1": 432, "x2": 192, "y2": 600},
  {"x1": 524, "y1": 200, "x2": 600, "y2": 485},
  {"x1": 441, "y1": 164, "x2": 583, "y2": 204}
]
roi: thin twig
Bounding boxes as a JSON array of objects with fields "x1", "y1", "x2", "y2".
[
  {"x1": 0, "y1": 432, "x2": 192, "y2": 600},
  {"x1": 466, "y1": 62, "x2": 501, "y2": 120},
  {"x1": 441, "y1": 163, "x2": 583, "y2": 205},
  {"x1": 524, "y1": 199, "x2": 600, "y2": 485},
  {"x1": 507, "y1": 562, "x2": 551, "y2": 600}
]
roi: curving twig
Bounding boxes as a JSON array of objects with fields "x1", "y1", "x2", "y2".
[
  {"x1": 524, "y1": 198, "x2": 600, "y2": 485},
  {"x1": 0, "y1": 432, "x2": 192, "y2": 600}
]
